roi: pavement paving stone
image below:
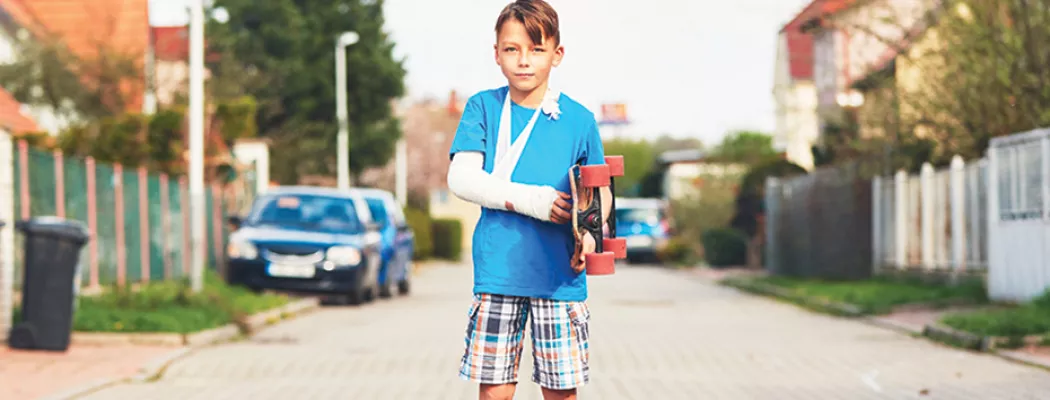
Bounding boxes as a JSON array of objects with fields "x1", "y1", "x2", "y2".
[{"x1": 76, "y1": 264, "x2": 1050, "y2": 400}]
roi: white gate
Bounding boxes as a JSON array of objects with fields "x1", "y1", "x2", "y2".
[{"x1": 987, "y1": 128, "x2": 1050, "y2": 302}]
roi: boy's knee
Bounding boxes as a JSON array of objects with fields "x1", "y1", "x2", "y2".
[
  {"x1": 479, "y1": 383, "x2": 516, "y2": 400},
  {"x1": 541, "y1": 388, "x2": 578, "y2": 400}
]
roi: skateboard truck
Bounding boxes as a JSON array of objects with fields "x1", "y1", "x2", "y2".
[{"x1": 570, "y1": 156, "x2": 627, "y2": 275}]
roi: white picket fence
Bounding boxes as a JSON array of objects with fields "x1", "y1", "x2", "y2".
[{"x1": 872, "y1": 156, "x2": 989, "y2": 272}]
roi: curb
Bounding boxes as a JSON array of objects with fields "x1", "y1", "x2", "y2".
[
  {"x1": 863, "y1": 316, "x2": 925, "y2": 336},
  {"x1": 69, "y1": 298, "x2": 320, "y2": 347},
  {"x1": 719, "y1": 278, "x2": 866, "y2": 318},
  {"x1": 50, "y1": 298, "x2": 320, "y2": 400},
  {"x1": 996, "y1": 349, "x2": 1050, "y2": 371}
]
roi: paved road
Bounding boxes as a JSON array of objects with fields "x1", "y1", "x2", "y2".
[{"x1": 77, "y1": 263, "x2": 1050, "y2": 399}]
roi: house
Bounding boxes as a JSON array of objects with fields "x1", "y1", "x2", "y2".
[
  {"x1": 799, "y1": 0, "x2": 935, "y2": 140},
  {"x1": 0, "y1": 0, "x2": 151, "y2": 134},
  {"x1": 658, "y1": 149, "x2": 747, "y2": 202},
  {"x1": 361, "y1": 91, "x2": 480, "y2": 252},
  {"x1": 772, "y1": 0, "x2": 823, "y2": 171}
]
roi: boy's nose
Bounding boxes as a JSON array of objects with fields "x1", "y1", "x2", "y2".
[{"x1": 517, "y1": 54, "x2": 530, "y2": 67}]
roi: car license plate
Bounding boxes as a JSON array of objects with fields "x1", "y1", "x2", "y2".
[
  {"x1": 267, "y1": 263, "x2": 316, "y2": 278},
  {"x1": 626, "y1": 236, "x2": 652, "y2": 248}
]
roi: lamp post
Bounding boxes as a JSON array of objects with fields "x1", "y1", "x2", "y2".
[
  {"x1": 336, "y1": 31, "x2": 359, "y2": 190},
  {"x1": 188, "y1": 0, "x2": 206, "y2": 292}
]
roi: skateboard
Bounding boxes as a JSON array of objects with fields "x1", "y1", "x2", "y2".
[{"x1": 568, "y1": 155, "x2": 627, "y2": 275}]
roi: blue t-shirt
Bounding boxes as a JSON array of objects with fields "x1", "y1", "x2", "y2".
[{"x1": 448, "y1": 86, "x2": 606, "y2": 302}]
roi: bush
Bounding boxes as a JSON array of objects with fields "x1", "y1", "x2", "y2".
[
  {"x1": 431, "y1": 218, "x2": 463, "y2": 261},
  {"x1": 404, "y1": 206, "x2": 432, "y2": 260},
  {"x1": 701, "y1": 227, "x2": 747, "y2": 267},
  {"x1": 657, "y1": 236, "x2": 694, "y2": 265}
]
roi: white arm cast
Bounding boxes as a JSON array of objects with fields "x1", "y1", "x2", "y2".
[{"x1": 447, "y1": 151, "x2": 557, "y2": 222}]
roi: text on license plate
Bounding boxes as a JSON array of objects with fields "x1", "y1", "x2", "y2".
[{"x1": 267, "y1": 263, "x2": 316, "y2": 278}]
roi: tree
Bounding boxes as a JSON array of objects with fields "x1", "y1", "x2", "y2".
[
  {"x1": 206, "y1": 0, "x2": 407, "y2": 184},
  {"x1": 823, "y1": 0, "x2": 1050, "y2": 168},
  {"x1": 601, "y1": 138, "x2": 656, "y2": 196},
  {"x1": 708, "y1": 130, "x2": 779, "y2": 166},
  {"x1": 0, "y1": 35, "x2": 144, "y2": 128}
]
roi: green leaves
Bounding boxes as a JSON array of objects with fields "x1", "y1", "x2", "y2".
[{"x1": 208, "y1": 0, "x2": 407, "y2": 183}]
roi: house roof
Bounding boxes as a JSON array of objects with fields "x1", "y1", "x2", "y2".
[
  {"x1": 0, "y1": 0, "x2": 149, "y2": 112},
  {"x1": 779, "y1": 0, "x2": 827, "y2": 80},
  {"x1": 0, "y1": 87, "x2": 38, "y2": 133},
  {"x1": 799, "y1": 0, "x2": 856, "y2": 32},
  {"x1": 152, "y1": 26, "x2": 189, "y2": 61}
]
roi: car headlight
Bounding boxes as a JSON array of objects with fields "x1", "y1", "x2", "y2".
[
  {"x1": 326, "y1": 246, "x2": 362, "y2": 265},
  {"x1": 227, "y1": 238, "x2": 258, "y2": 259}
]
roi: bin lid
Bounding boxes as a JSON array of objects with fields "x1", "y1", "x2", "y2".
[{"x1": 15, "y1": 217, "x2": 90, "y2": 244}]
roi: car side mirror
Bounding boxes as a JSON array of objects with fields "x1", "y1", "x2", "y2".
[{"x1": 365, "y1": 222, "x2": 381, "y2": 232}]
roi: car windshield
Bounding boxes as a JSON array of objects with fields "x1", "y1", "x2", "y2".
[
  {"x1": 247, "y1": 194, "x2": 363, "y2": 234},
  {"x1": 365, "y1": 197, "x2": 389, "y2": 227},
  {"x1": 616, "y1": 208, "x2": 662, "y2": 224}
]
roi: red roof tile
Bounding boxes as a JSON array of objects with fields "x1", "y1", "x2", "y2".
[
  {"x1": 152, "y1": 26, "x2": 189, "y2": 61},
  {"x1": 0, "y1": 87, "x2": 39, "y2": 133},
  {"x1": 780, "y1": 0, "x2": 825, "y2": 80},
  {"x1": 0, "y1": 0, "x2": 149, "y2": 112}
]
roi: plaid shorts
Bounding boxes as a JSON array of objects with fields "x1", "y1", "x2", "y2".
[{"x1": 458, "y1": 293, "x2": 591, "y2": 390}]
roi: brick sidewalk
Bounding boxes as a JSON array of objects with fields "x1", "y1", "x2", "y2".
[{"x1": 0, "y1": 344, "x2": 177, "y2": 399}]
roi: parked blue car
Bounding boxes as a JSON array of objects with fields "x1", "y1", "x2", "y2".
[
  {"x1": 614, "y1": 197, "x2": 671, "y2": 263},
  {"x1": 224, "y1": 186, "x2": 384, "y2": 305},
  {"x1": 349, "y1": 187, "x2": 414, "y2": 298}
]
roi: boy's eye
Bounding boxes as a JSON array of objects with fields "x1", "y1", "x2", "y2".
[
  {"x1": 532, "y1": 48, "x2": 546, "y2": 52},
  {"x1": 504, "y1": 47, "x2": 517, "y2": 52}
]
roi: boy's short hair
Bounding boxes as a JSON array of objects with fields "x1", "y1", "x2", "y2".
[{"x1": 495, "y1": 0, "x2": 560, "y2": 46}]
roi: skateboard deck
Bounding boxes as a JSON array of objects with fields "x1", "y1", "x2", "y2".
[{"x1": 568, "y1": 156, "x2": 626, "y2": 275}]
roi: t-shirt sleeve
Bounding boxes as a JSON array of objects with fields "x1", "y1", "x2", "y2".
[
  {"x1": 578, "y1": 117, "x2": 606, "y2": 166},
  {"x1": 448, "y1": 94, "x2": 487, "y2": 159}
]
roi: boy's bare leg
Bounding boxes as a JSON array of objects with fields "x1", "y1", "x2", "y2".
[
  {"x1": 542, "y1": 388, "x2": 577, "y2": 400},
  {"x1": 479, "y1": 383, "x2": 516, "y2": 400}
]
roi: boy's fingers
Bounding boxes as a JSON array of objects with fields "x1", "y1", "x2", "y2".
[
  {"x1": 552, "y1": 207, "x2": 571, "y2": 221},
  {"x1": 558, "y1": 191, "x2": 572, "y2": 200},
  {"x1": 553, "y1": 198, "x2": 571, "y2": 211}
]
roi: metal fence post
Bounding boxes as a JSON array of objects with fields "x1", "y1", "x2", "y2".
[
  {"x1": 950, "y1": 156, "x2": 966, "y2": 270},
  {"x1": 872, "y1": 176, "x2": 883, "y2": 271},
  {"x1": 0, "y1": 131, "x2": 14, "y2": 342},
  {"x1": 920, "y1": 163, "x2": 935, "y2": 269},
  {"x1": 894, "y1": 169, "x2": 908, "y2": 268},
  {"x1": 765, "y1": 177, "x2": 780, "y2": 274}
]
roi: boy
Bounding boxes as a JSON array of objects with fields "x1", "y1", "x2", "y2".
[{"x1": 446, "y1": 1, "x2": 612, "y2": 399}]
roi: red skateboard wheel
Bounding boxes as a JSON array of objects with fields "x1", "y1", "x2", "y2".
[
  {"x1": 580, "y1": 164, "x2": 610, "y2": 188},
  {"x1": 605, "y1": 156, "x2": 624, "y2": 177},
  {"x1": 603, "y1": 238, "x2": 627, "y2": 259},
  {"x1": 585, "y1": 252, "x2": 616, "y2": 275}
]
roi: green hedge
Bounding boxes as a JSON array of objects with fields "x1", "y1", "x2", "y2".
[
  {"x1": 404, "y1": 206, "x2": 432, "y2": 260},
  {"x1": 701, "y1": 227, "x2": 747, "y2": 267},
  {"x1": 431, "y1": 218, "x2": 463, "y2": 261}
]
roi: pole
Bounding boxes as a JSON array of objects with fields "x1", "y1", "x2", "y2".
[
  {"x1": 395, "y1": 138, "x2": 407, "y2": 206},
  {"x1": 336, "y1": 42, "x2": 350, "y2": 190},
  {"x1": 188, "y1": 0, "x2": 206, "y2": 292}
]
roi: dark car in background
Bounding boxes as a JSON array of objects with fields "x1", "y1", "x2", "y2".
[
  {"x1": 614, "y1": 197, "x2": 672, "y2": 263},
  {"x1": 225, "y1": 186, "x2": 383, "y2": 305},
  {"x1": 350, "y1": 187, "x2": 414, "y2": 297}
]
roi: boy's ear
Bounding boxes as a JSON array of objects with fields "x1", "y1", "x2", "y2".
[
  {"x1": 552, "y1": 45, "x2": 565, "y2": 67},
  {"x1": 494, "y1": 44, "x2": 501, "y2": 66}
]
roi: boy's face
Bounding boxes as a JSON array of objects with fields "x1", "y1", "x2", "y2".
[{"x1": 494, "y1": 19, "x2": 564, "y2": 97}]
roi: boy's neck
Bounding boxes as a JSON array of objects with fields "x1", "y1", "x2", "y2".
[{"x1": 508, "y1": 82, "x2": 549, "y2": 109}]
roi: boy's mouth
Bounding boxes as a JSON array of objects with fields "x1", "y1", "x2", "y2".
[{"x1": 514, "y1": 73, "x2": 534, "y2": 78}]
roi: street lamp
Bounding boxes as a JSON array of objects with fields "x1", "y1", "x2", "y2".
[
  {"x1": 188, "y1": 0, "x2": 206, "y2": 292},
  {"x1": 336, "y1": 31, "x2": 359, "y2": 190}
]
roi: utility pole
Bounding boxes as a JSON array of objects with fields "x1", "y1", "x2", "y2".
[
  {"x1": 335, "y1": 32, "x2": 359, "y2": 190},
  {"x1": 188, "y1": 0, "x2": 206, "y2": 292},
  {"x1": 395, "y1": 138, "x2": 407, "y2": 206}
]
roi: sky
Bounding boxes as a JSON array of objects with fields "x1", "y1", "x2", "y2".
[{"x1": 150, "y1": 0, "x2": 813, "y2": 146}]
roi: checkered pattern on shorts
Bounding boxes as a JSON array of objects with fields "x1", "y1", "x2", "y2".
[{"x1": 458, "y1": 293, "x2": 591, "y2": 390}]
